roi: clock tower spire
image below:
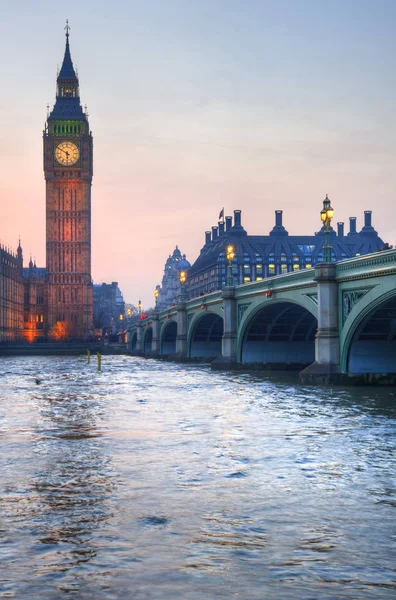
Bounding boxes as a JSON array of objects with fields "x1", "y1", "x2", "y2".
[{"x1": 43, "y1": 22, "x2": 93, "y2": 340}]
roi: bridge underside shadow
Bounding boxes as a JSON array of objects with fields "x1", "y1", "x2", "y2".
[
  {"x1": 241, "y1": 302, "x2": 317, "y2": 368},
  {"x1": 190, "y1": 314, "x2": 223, "y2": 359},
  {"x1": 348, "y1": 296, "x2": 396, "y2": 374},
  {"x1": 130, "y1": 332, "x2": 137, "y2": 352},
  {"x1": 144, "y1": 327, "x2": 153, "y2": 353},
  {"x1": 161, "y1": 321, "x2": 177, "y2": 355}
]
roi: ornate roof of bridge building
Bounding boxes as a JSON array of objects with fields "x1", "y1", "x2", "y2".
[
  {"x1": 157, "y1": 246, "x2": 191, "y2": 309},
  {"x1": 186, "y1": 208, "x2": 384, "y2": 296}
]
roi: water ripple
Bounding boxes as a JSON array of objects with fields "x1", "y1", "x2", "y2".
[{"x1": 0, "y1": 355, "x2": 395, "y2": 599}]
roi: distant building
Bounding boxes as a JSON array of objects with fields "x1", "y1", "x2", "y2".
[
  {"x1": 93, "y1": 282, "x2": 125, "y2": 335},
  {"x1": 157, "y1": 246, "x2": 191, "y2": 310},
  {"x1": 0, "y1": 243, "x2": 24, "y2": 342},
  {"x1": 186, "y1": 208, "x2": 384, "y2": 298},
  {"x1": 22, "y1": 258, "x2": 47, "y2": 342}
]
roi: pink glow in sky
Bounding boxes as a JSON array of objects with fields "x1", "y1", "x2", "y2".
[{"x1": 1, "y1": 0, "x2": 395, "y2": 307}]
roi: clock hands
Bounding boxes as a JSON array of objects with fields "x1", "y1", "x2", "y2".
[
  {"x1": 57, "y1": 146, "x2": 72, "y2": 156},
  {"x1": 56, "y1": 143, "x2": 79, "y2": 165}
]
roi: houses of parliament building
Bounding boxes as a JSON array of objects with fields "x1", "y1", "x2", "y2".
[{"x1": 0, "y1": 25, "x2": 93, "y2": 342}]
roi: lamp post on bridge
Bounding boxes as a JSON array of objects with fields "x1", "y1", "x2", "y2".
[
  {"x1": 154, "y1": 287, "x2": 159, "y2": 311},
  {"x1": 179, "y1": 270, "x2": 186, "y2": 302},
  {"x1": 226, "y1": 244, "x2": 235, "y2": 286},
  {"x1": 320, "y1": 195, "x2": 334, "y2": 263},
  {"x1": 138, "y1": 299, "x2": 142, "y2": 317},
  {"x1": 299, "y1": 193, "x2": 341, "y2": 383}
]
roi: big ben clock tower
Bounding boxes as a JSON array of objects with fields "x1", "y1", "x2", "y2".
[{"x1": 44, "y1": 22, "x2": 93, "y2": 340}]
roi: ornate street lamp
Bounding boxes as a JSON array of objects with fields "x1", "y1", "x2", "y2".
[
  {"x1": 138, "y1": 299, "x2": 142, "y2": 316},
  {"x1": 154, "y1": 287, "x2": 159, "y2": 309},
  {"x1": 179, "y1": 270, "x2": 186, "y2": 302},
  {"x1": 320, "y1": 194, "x2": 334, "y2": 263},
  {"x1": 226, "y1": 244, "x2": 235, "y2": 286}
]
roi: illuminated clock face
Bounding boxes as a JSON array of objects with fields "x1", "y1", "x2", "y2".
[{"x1": 55, "y1": 141, "x2": 80, "y2": 166}]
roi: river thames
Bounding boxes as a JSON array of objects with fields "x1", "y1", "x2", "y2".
[{"x1": 0, "y1": 355, "x2": 395, "y2": 599}]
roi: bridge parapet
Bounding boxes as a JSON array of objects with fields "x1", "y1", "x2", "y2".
[
  {"x1": 336, "y1": 249, "x2": 396, "y2": 281},
  {"x1": 234, "y1": 268, "x2": 315, "y2": 299},
  {"x1": 185, "y1": 290, "x2": 223, "y2": 310}
]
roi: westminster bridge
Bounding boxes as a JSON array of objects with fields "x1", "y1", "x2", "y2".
[{"x1": 127, "y1": 251, "x2": 396, "y2": 383}]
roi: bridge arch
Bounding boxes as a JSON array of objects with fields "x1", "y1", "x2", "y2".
[
  {"x1": 342, "y1": 289, "x2": 396, "y2": 374},
  {"x1": 130, "y1": 331, "x2": 137, "y2": 352},
  {"x1": 143, "y1": 326, "x2": 153, "y2": 354},
  {"x1": 188, "y1": 311, "x2": 224, "y2": 359},
  {"x1": 238, "y1": 300, "x2": 317, "y2": 367},
  {"x1": 160, "y1": 320, "x2": 177, "y2": 355}
]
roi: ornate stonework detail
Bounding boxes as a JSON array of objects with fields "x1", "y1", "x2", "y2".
[
  {"x1": 305, "y1": 293, "x2": 318, "y2": 306},
  {"x1": 342, "y1": 289, "x2": 369, "y2": 323},
  {"x1": 237, "y1": 304, "x2": 250, "y2": 327}
]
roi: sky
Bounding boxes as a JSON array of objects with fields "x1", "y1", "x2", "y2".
[{"x1": 1, "y1": 0, "x2": 395, "y2": 308}]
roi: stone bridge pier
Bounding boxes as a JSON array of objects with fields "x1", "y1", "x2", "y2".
[
  {"x1": 171, "y1": 302, "x2": 188, "y2": 361},
  {"x1": 300, "y1": 263, "x2": 341, "y2": 383},
  {"x1": 212, "y1": 287, "x2": 238, "y2": 370}
]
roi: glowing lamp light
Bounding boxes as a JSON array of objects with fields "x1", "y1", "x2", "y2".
[
  {"x1": 322, "y1": 194, "x2": 334, "y2": 223},
  {"x1": 265, "y1": 291, "x2": 272, "y2": 298},
  {"x1": 200, "y1": 304, "x2": 206, "y2": 310},
  {"x1": 226, "y1": 244, "x2": 236, "y2": 286},
  {"x1": 154, "y1": 288, "x2": 159, "y2": 299},
  {"x1": 226, "y1": 244, "x2": 235, "y2": 262},
  {"x1": 179, "y1": 271, "x2": 186, "y2": 285},
  {"x1": 321, "y1": 194, "x2": 335, "y2": 263}
]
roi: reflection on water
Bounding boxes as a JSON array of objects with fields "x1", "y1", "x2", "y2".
[{"x1": 0, "y1": 356, "x2": 395, "y2": 599}]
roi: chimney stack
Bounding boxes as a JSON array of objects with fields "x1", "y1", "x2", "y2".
[
  {"x1": 212, "y1": 226, "x2": 218, "y2": 241},
  {"x1": 205, "y1": 231, "x2": 211, "y2": 245},
  {"x1": 234, "y1": 210, "x2": 241, "y2": 228},
  {"x1": 364, "y1": 211, "x2": 372, "y2": 227},
  {"x1": 349, "y1": 217, "x2": 357, "y2": 235},
  {"x1": 218, "y1": 221, "x2": 225, "y2": 236},
  {"x1": 225, "y1": 216, "x2": 232, "y2": 232},
  {"x1": 337, "y1": 222, "x2": 344, "y2": 237},
  {"x1": 275, "y1": 210, "x2": 283, "y2": 227}
]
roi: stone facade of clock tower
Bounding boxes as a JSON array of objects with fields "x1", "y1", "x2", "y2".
[{"x1": 43, "y1": 27, "x2": 93, "y2": 340}]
